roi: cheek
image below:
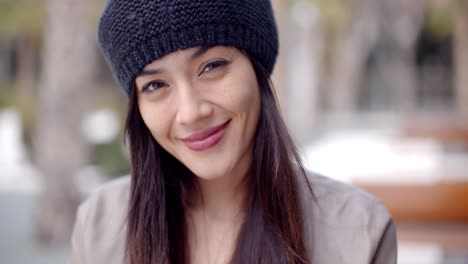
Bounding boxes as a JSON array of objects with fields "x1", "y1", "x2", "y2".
[
  {"x1": 216, "y1": 74, "x2": 260, "y2": 116},
  {"x1": 138, "y1": 102, "x2": 170, "y2": 141}
]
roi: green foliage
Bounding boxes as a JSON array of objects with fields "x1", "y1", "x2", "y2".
[
  {"x1": 0, "y1": 84, "x2": 16, "y2": 109},
  {"x1": 426, "y1": 6, "x2": 454, "y2": 40},
  {"x1": 287, "y1": 0, "x2": 349, "y2": 32},
  {"x1": 310, "y1": 0, "x2": 348, "y2": 31},
  {"x1": 0, "y1": 83, "x2": 37, "y2": 151},
  {"x1": 91, "y1": 139, "x2": 130, "y2": 178},
  {"x1": 0, "y1": 0, "x2": 45, "y2": 37},
  {"x1": 88, "y1": 87, "x2": 129, "y2": 178}
]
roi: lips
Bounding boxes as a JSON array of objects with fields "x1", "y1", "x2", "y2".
[{"x1": 181, "y1": 120, "x2": 231, "y2": 151}]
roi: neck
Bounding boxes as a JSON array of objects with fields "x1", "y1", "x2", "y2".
[
  {"x1": 188, "y1": 142, "x2": 255, "y2": 222},
  {"x1": 197, "y1": 176, "x2": 247, "y2": 220},
  {"x1": 186, "y1": 167, "x2": 250, "y2": 264},
  {"x1": 194, "y1": 157, "x2": 252, "y2": 221}
]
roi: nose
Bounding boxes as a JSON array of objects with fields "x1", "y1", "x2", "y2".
[{"x1": 175, "y1": 82, "x2": 213, "y2": 125}]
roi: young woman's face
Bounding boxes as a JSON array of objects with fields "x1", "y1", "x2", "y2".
[{"x1": 135, "y1": 46, "x2": 261, "y2": 181}]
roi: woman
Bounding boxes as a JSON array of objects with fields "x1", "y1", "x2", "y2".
[{"x1": 70, "y1": 0, "x2": 397, "y2": 263}]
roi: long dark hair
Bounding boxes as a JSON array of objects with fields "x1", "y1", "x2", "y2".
[{"x1": 124, "y1": 53, "x2": 311, "y2": 264}]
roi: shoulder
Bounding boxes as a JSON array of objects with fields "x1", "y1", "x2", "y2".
[
  {"x1": 298, "y1": 171, "x2": 397, "y2": 263},
  {"x1": 77, "y1": 175, "x2": 130, "y2": 236},
  {"x1": 300, "y1": 171, "x2": 391, "y2": 227},
  {"x1": 69, "y1": 176, "x2": 130, "y2": 264},
  {"x1": 305, "y1": 171, "x2": 395, "y2": 246},
  {"x1": 79, "y1": 176, "x2": 131, "y2": 215}
]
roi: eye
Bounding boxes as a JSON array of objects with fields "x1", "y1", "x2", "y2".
[
  {"x1": 199, "y1": 59, "x2": 229, "y2": 76},
  {"x1": 141, "y1": 80, "x2": 168, "y2": 93}
]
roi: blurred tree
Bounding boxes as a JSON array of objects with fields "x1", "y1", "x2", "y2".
[
  {"x1": 328, "y1": 0, "x2": 381, "y2": 113},
  {"x1": 375, "y1": 0, "x2": 424, "y2": 111},
  {"x1": 327, "y1": 0, "x2": 425, "y2": 114},
  {"x1": 416, "y1": 4, "x2": 454, "y2": 110},
  {"x1": 0, "y1": 0, "x2": 45, "y2": 145},
  {"x1": 34, "y1": 0, "x2": 94, "y2": 243},
  {"x1": 455, "y1": 0, "x2": 468, "y2": 114},
  {"x1": 285, "y1": 1, "x2": 326, "y2": 140},
  {"x1": 0, "y1": 0, "x2": 44, "y2": 36}
]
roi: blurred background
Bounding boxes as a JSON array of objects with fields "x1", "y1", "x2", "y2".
[{"x1": 0, "y1": 0, "x2": 467, "y2": 263}]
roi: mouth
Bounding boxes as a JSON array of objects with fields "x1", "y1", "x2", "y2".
[{"x1": 181, "y1": 120, "x2": 231, "y2": 151}]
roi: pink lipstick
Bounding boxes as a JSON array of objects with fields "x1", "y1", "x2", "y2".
[{"x1": 182, "y1": 120, "x2": 230, "y2": 151}]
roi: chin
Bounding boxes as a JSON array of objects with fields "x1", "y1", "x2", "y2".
[
  {"x1": 190, "y1": 168, "x2": 226, "y2": 181},
  {"x1": 186, "y1": 163, "x2": 233, "y2": 182}
]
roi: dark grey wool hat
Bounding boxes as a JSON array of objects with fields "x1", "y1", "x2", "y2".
[{"x1": 97, "y1": 0, "x2": 279, "y2": 95}]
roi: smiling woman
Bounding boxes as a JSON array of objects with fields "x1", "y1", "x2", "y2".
[
  {"x1": 135, "y1": 46, "x2": 260, "y2": 181},
  {"x1": 69, "y1": 1, "x2": 397, "y2": 264}
]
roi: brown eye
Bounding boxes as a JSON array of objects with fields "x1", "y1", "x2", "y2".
[
  {"x1": 142, "y1": 80, "x2": 168, "y2": 93},
  {"x1": 200, "y1": 60, "x2": 229, "y2": 76}
]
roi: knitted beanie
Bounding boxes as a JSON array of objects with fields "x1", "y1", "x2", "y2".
[{"x1": 97, "y1": 0, "x2": 279, "y2": 95}]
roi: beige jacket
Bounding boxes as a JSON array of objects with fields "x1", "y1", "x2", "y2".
[{"x1": 69, "y1": 172, "x2": 397, "y2": 263}]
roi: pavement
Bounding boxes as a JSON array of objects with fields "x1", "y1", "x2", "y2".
[{"x1": 0, "y1": 192, "x2": 69, "y2": 264}]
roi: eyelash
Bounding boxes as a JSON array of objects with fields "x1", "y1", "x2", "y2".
[
  {"x1": 141, "y1": 59, "x2": 230, "y2": 94},
  {"x1": 199, "y1": 59, "x2": 230, "y2": 76},
  {"x1": 141, "y1": 80, "x2": 168, "y2": 93}
]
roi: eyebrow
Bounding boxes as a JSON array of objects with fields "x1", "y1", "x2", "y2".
[
  {"x1": 137, "y1": 68, "x2": 163, "y2": 77},
  {"x1": 189, "y1": 46, "x2": 210, "y2": 61},
  {"x1": 137, "y1": 47, "x2": 211, "y2": 77}
]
